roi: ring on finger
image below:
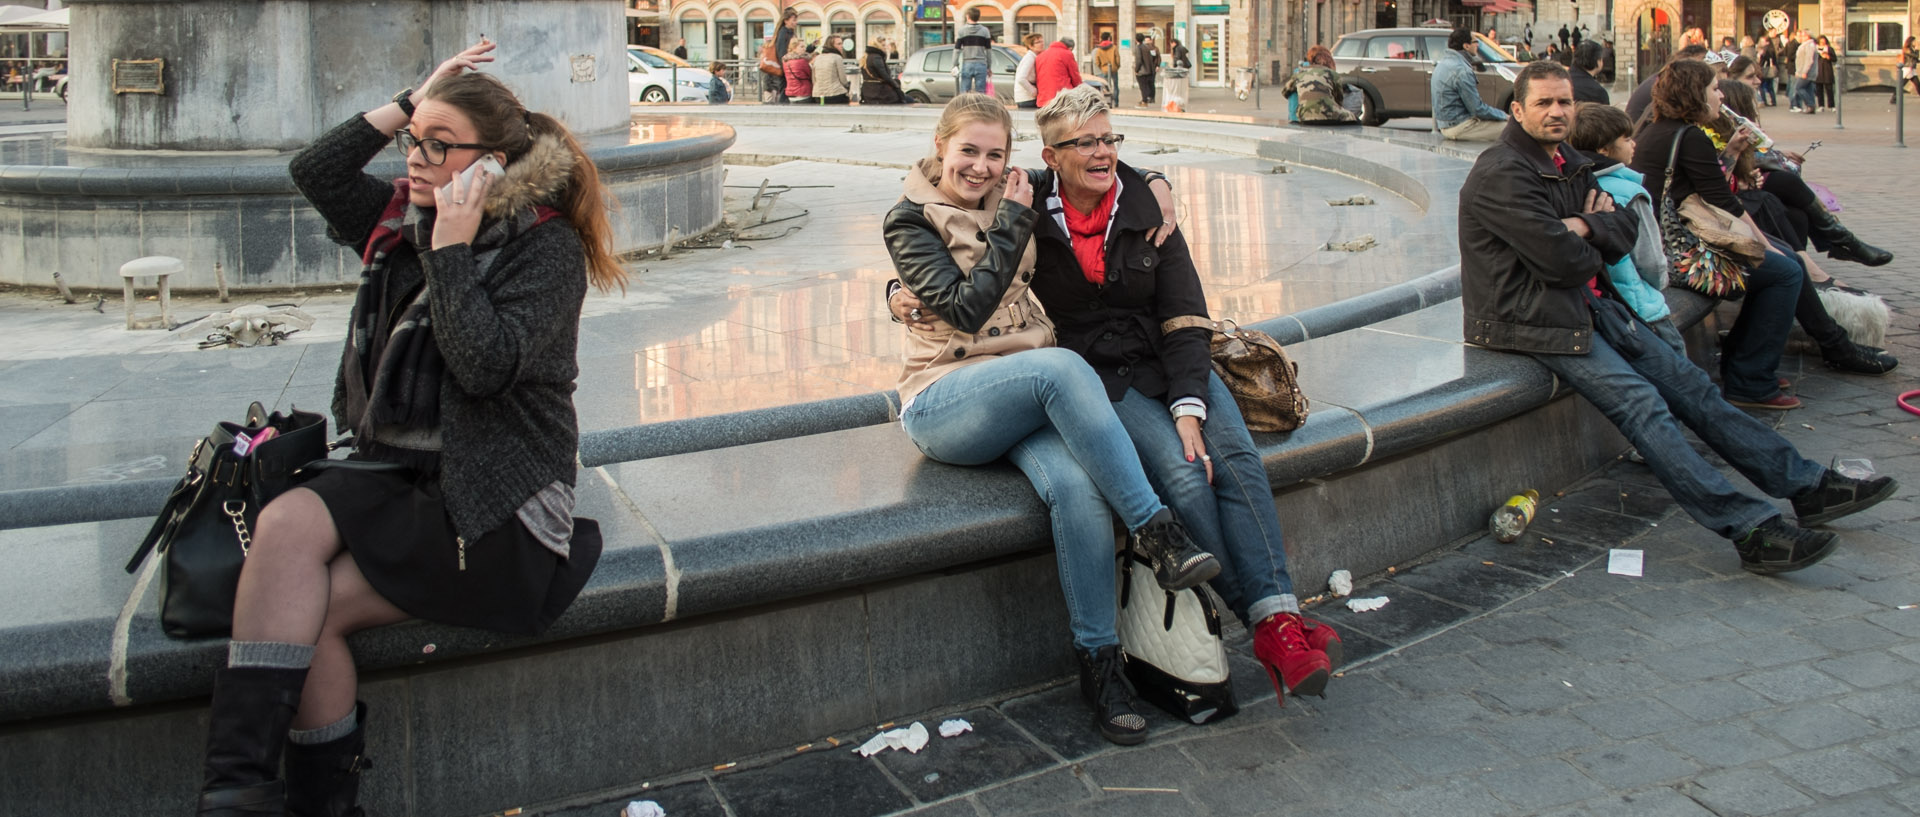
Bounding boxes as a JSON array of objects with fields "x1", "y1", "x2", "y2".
[
  {"x1": 910, "y1": 308, "x2": 922, "y2": 321},
  {"x1": 1200, "y1": 454, "x2": 1211, "y2": 462}
]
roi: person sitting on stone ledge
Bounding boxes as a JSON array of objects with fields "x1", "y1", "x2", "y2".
[
  {"x1": 192, "y1": 39, "x2": 615, "y2": 816},
  {"x1": 1459, "y1": 60, "x2": 1897, "y2": 579},
  {"x1": 890, "y1": 84, "x2": 1343, "y2": 711},
  {"x1": 1432, "y1": 28, "x2": 1508, "y2": 141},
  {"x1": 880, "y1": 93, "x2": 1220, "y2": 747}
]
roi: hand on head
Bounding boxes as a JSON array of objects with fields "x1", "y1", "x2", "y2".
[{"x1": 418, "y1": 39, "x2": 497, "y2": 103}]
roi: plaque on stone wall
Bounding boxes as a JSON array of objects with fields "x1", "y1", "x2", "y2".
[
  {"x1": 112, "y1": 59, "x2": 166, "y2": 95},
  {"x1": 570, "y1": 54, "x2": 597, "y2": 83}
]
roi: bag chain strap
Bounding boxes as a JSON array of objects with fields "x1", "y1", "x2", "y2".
[{"x1": 223, "y1": 500, "x2": 252, "y2": 557}]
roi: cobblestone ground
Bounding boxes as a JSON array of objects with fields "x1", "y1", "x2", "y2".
[{"x1": 545, "y1": 97, "x2": 1920, "y2": 817}]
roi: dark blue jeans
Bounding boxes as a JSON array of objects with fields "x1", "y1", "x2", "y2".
[
  {"x1": 1532, "y1": 333, "x2": 1825, "y2": 539},
  {"x1": 1720, "y1": 245, "x2": 1805, "y2": 402},
  {"x1": 959, "y1": 61, "x2": 989, "y2": 94},
  {"x1": 1111, "y1": 375, "x2": 1297, "y2": 626}
]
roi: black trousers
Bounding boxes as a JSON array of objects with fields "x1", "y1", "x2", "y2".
[{"x1": 1138, "y1": 73, "x2": 1155, "y2": 103}]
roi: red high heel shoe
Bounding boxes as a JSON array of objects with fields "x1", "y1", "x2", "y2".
[
  {"x1": 1299, "y1": 615, "x2": 1344, "y2": 668},
  {"x1": 1253, "y1": 613, "x2": 1331, "y2": 704}
]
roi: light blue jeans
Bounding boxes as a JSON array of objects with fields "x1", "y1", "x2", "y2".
[
  {"x1": 959, "y1": 61, "x2": 990, "y2": 94},
  {"x1": 1531, "y1": 331, "x2": 1825, "y2": 539},
  {"x1": 1112, "y1": 374, "x2": 1298, "y2": 626},
  {"x1": 901, "y1": 348, "x2": 1167, "y2": 649}
]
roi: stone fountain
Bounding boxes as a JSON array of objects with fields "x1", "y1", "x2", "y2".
[{"x1": 0, "y1": 0, "x2": 732, "y2": 291}]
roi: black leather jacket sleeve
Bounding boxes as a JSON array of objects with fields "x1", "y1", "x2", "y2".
[
  {"x1": 1467, "y1": 168, "x2": 1637, "y2": 289},
  {"x1": 883, "y1": 198, "x2": 1039, "y2": 334},
  {"x1": 1150, "y1": 228, "x2": 1213, "y2": 405}
]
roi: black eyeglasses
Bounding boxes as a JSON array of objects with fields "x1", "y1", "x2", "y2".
[
  {"x1": 1051, "y1": 134, "x2": 1125, "y2": 154},
  {"x1": 395, "y1": 129, "x2": 491, "y2": 166}
]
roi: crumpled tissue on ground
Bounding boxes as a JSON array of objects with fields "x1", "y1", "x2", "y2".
[
  {"x1": 623, "y1": 801, "x2": 665, "y2": 817},
  {"x1": 938, "y1": 719, "x2": 973, "y2": 738},
  {"x1": 1346, "y1": 596, "x2": 1390, "y2": 613},
  {"x1": 856, "y1": 721, "x2": 930, "y2": 756},
  {"x1": 1327, "y1": 569, "x2": 1353, "y2": 597}
]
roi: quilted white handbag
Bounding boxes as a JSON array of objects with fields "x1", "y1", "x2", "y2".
[{"x1": 1115, "y1": 550, "x2": 1238, "y2": 724}]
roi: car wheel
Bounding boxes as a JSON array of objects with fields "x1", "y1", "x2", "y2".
[
  {"x1": 907, "y1": 90, "x2": 930, "y2": 104},
  {"x1": 641, "y1": 86, "x2": 669, "y2": 103},
  {"x1": 1360, "y1": 92, "x2": 1386, "y2": 126},
  {"x1": 1496, "y1": 92, "x2": 1513, "y2": 113}
]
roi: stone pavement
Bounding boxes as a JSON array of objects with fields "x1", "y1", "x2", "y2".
[{"x1": 529, "y1": 97, "x2": 1920, "y2": 817}]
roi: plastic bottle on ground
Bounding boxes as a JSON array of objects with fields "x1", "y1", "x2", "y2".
[{"x1": 1490, "y1": 489, "x2": 1541, "y2": 544}]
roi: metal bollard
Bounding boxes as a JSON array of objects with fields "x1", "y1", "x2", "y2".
[{"x1": 1899, "y1": 85, "x2": 1907, "y2": 148}]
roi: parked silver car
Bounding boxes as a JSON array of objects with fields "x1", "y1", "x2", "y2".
[
  {"x1": 895, "y1": 44, "x2": 1107, "y2": 104},
  {"x1": 1330, "y1": 27, "x2": 1519, "y2": 126}
]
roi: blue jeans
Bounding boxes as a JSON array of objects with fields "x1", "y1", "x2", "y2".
[
  {"x1": 1112, "y1": 375, "x2": 1297, "y2": 626},
  {"x1": 901, "y1": 348, "x2": 1166, "y2": 648},
  {"x1": 1759, "y1": 77, "x2": 1776, "y2": 105},
  {"x1": 1719, "y1": 244, "x2": 1804, "y2": 401},
  {"x1": 959, "y1": 61, "x2": 989, "y2": 94},
  {"x1": 1791, "y1": 77, "x2": 1816, "y2": 109},
  {"x1": 1531, "y1": 333, "x2": 1825, "y2": 539}
]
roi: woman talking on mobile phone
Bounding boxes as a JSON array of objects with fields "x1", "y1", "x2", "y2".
[{"x1": 192, "y1": 39, "x2": 620, "y2": 815}]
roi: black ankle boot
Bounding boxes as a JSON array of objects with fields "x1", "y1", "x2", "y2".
[
  {"x1": 1128, "y1": 509, "x2": 1219, "y2": 591},
  {"x1": 1802, "y1": 204, "x2": 1893, "y2": 266},
  {"x1": 286, "y1": 702, "x2": 371, "y2": 817},
  {"x1": 198, "y1": 666, "x2": 308, "y2": 815},
  {"x1": 1077, "y1": 645, "x2": 1148, "y2": 746}
]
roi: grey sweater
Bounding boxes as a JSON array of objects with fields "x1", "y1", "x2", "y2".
[{"x1": 289, "y1": 116, "x2": 587, "y2": 540}]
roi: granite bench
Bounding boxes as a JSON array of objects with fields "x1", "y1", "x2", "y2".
[{"x1": 0, "y1": 281, "x2": 1720, "y2": 816}]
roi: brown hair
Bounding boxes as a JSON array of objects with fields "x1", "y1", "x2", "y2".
[
  {"x1": 1569, "y1": 102, "x2": 1633, "y2": 152},
  {"x1": 425, "y1": 73, "x2": 625, "y2": 293},
  {"x1": 1651, "y1": 59, "x2": 1717, "y2": 124},
  {"x1": 1720, "y1": 77, "x2": 1760, "y2": 123},
  {"x1": 933, "y1": 92, "x2": 1014, "y2": 155},
  {"x1": 1305, "y1": 44, "x2": 1335, "y2": 69},
  {"x1": 1024, "y1": 33, "x2": 1043, "y2": 49}
]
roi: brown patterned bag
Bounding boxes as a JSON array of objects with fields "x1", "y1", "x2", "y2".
[{"x1": 1161, "y1": 317, "x2": 1309, "y2": 432}]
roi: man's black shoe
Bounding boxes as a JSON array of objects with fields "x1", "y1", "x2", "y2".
[
  {"x1": 1793, "y1": 469, "x2": 1899, "y2": 527},
  {"x1": 1736, "y1": 517, "x2": 1838, "y2": 575}
]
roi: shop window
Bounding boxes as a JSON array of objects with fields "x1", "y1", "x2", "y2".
[{"x1": 1844, "y1": 1, "x2": 1906, "y2": 52}]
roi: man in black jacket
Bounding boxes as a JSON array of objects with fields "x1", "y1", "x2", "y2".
[
  {"x1": 1570, "y1": 41, "x2": 1609, "y2": 103},
  {"x1": 1459, "y1": 61, "x2": 1896, "y2": 575}
]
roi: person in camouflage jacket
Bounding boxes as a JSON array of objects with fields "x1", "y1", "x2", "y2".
[{"x1": 1283, "y1": 45, "x2": 1357, "y2": 125}]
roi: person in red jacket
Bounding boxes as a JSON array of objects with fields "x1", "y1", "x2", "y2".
[{"x1": 1035, "y1": 36, "x2": 1084, "y2": 107}]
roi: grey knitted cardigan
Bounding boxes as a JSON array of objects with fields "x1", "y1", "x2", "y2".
[{"x1": 289, "y1": 115, "x2": 587, "y2": 540}]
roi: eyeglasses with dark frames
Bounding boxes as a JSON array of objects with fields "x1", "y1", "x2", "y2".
[
  {"x1": 395, "y1": 129, "x2": 492, "y2": 166},
  {"x1": 1050, "y1": 134, "x2": 1126, "y2": 154}
]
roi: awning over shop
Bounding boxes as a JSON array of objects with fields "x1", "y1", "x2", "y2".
[
  {"x1": 0, "y1": 7, "x2": 67, "y2": 29},
  {"x1": 1459, "y1": 0, "x2": 1532, "y2": 9}
]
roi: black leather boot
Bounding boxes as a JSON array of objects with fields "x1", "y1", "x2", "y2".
[
  {"x1": 285, "y1": 701, "x2": 371, "y2": 817},
  {"x1": 198, "y1": 666, "x2": 307, "y2": 815},
  {"x1": 1077, "y1": 645, "x2": 1148, "y2": 746},
  {"x1": 1802, "y1": 203, "x2": 1893, "y2": 266}
]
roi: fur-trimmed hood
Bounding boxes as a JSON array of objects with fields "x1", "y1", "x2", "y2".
[{"x1": 484, "y1": 132, "x2": 574, "y2": 218}]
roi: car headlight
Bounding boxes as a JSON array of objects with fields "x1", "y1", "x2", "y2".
[{"x1": 677, "y1": 79, "x2": 705, "y2": 89}]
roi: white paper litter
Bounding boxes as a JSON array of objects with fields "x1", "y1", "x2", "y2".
[
  {"x1": 938, "y1": 719, "x2": 973, "y2": 738},
  {"x1": 1346, "y1": 596, "x2": 1390, "y2": 613},
  {"x1": 1607, "y1": 549, "x2": 1644, "y2": 577},
  {"x1": 856, "y1": 721, "x2": 931, "y2": 756},
  {"x1": 624, "y1": 801, "x2": 665, "y2": 817},
  {"x1": 1328, "y1": 569, "x2": 1354, "y2": 597}
]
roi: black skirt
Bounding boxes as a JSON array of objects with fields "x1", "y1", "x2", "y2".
[{"x1": 302, "y1": 467, "x2": 601, "y2": 636}]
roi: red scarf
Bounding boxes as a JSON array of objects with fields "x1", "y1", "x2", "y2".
[{"x1": 1060, "y1": 182, "x2": 1119, "y2": 285}]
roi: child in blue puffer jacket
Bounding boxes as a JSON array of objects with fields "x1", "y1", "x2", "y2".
[{"x1": 1570, "y1": 102, "x2": 1684, "y2": 355}]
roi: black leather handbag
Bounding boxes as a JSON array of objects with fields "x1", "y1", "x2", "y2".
[{"x1": 126, "y1": 402, "x2": 330, "y2": 638}]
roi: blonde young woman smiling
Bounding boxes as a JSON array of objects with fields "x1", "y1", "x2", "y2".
[{"x1": 880, "y1": 93, "x2": 1216, "y2": 747}]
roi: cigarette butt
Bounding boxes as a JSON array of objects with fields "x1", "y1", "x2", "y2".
[
  {"x1": 504, "y1": 810, "x2": 523, "y2": 816},
  {"x1": 826, "y1": 736, "x2": 842, "y2": 747},
  {"x1": 878, "y1": 722, "x2": 895, "y2": 729},
  {"x1": 1387, "y1": 565, "x2": 1397, "y2": 573},
  {"x1": 1481, "y1": 561, "x2": 1495, "y2": 566},
  {"x1": 1334, "y1": 672, "x2": 1345, "y2": 678},
  {"x1": 1102, "y1": 786, "x2": 1180, "y2": 793},
  {"x1": 1541, "y1": 538, "x2": 1556, "y2": 545},
  {"x1": 796, "y1": 743, "x2": 812, "y2": 752},
  {"x1": 1898, "y1": 604, "x2": 1918, "y2": 610},
  {"x1": 713, "y1": 762, "x2": 737, "y2": 771}
]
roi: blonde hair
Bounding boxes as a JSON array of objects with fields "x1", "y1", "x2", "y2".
[
  {"x1": 932, "y1": 92, "x2": 1014, "y2": 158},
  {"x1": 1035, "y1": 83, "x2": 1110, "y2": 146}
]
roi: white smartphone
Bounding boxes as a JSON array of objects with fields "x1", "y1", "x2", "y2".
[{"x1": 447, "y1": 155, "x2": 503, "y2": 197}]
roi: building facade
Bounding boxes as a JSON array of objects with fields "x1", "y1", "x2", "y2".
[{"x1": 1595, "y1": 0, "x2": 1913, "y2": 89}]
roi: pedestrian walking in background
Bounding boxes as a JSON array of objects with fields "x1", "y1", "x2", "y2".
[
  {"x1": 811, "y1": 36, "x2": 850, "y2": 105},
  {"x1": 1034, "y1": 36, "x2": 1082, "y2": 107},
  {"x1": 1559, "y1": 23, "x2": 1571, "y2": 51},
  {"x1": 1757, "y1": 37, "x2": 1778, "y2": 106},
  {"x1": 1892, "y1": 36, "x2": 1916, "y2": 99},
  {"x1": 707, "y1": 62, "x2": 732, "y2": 104},
  {"x1": 673, "y1": 38, "x2": 689, "y2": 60},
  {"x1": 1813, "y1": 35, "x2": 1836, "y2": 111},
  {"x1": 956, "y1": 7, "x2": 992, "y2": 94},
  {"x1": 1014, "y1": 33, "x2": 1043, "y2": 109},
  {"x1": 1093, "y1": 34, "x2": 1120, "y2": 106},
  {"x1": 861, "y1": 38, "x2": 906, "y2": 104},
  {"x1": 1792, "y1": 30, "x2": 1818, "y2": 112},
  {"x1": 1133, "y1": 33, "x2": 1160, "y2": 107},
  {"x1": 1460, "y1": 60, "x2": 1897, "y2": 579}
]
